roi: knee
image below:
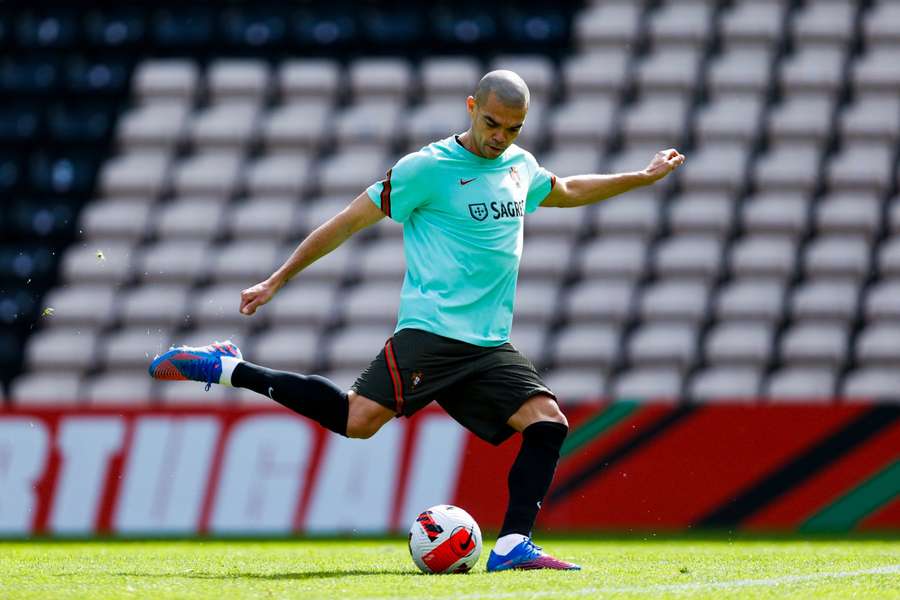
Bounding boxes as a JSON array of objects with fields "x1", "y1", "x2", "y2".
[
  {"x1": 345, "y1": 391, "x2": 393, "y2": 439},
  {"x1": 508, "y1": 394, "x2": 568, "y2": 432},
  {"x1": 345, "y1": 415, "x2": 380, "y2": 439}
]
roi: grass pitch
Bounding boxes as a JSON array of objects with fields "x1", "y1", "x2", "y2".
[{"x1": 1, "y1": 537, "x2": 898, "y2": 599}]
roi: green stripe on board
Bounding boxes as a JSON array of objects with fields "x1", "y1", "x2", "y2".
[
  {"x1": 800, "y1": 460, "x2": 900, "y2": 532},
  {"x1": 560, "y1": 401, "x2": 638, "y2": 458}
]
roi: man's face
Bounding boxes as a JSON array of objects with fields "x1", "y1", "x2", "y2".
[{"x1": 466, "y1": 92, "x2": 527, "y2": 159}]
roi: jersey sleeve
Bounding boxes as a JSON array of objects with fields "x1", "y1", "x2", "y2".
[
  {"x1": 366, "y1": 150, "x2": 432, "y2": 223},
  {"x1": 524, "y1": 153, "x2": 557, "y2": 213}
]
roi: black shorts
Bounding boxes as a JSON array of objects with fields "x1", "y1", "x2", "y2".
[{"x1": 350, "y1": 328, "x2": 556, "y2": 445}]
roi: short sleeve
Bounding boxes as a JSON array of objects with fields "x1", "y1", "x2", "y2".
[
  {"x1": 524, "y1": 155, "x2": 557, "y2": 213},
  {"x1": 366, "y1": 151, "x2": 432, "y2": 223}
]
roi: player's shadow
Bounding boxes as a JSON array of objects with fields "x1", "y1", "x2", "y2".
[{"x1": 106, "y1": 569, "x2": 417, "y2": 581}]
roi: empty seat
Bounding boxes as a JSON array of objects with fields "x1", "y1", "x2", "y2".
[
  {"x1": 579, "y1": 236, "x2": 647, "y2": 281},
  {"x1": 260, "y1": 281, "x2": 336, "y2": 326},
  {"x1": 509, "y1": 324, "x2": 548, "y2": 365},
  {"x1": 621, "y1": 95, "x2": 689, "y2": 145},
  {"x1": 764, "y1": 367, "x2": 836, "y2": 401},
  {"x1": 83, "y1": 371, "x2": 154, "y2": 406},
  {"x1": 227, "y1": 196, "x2": 300, "y2": 241},
  {"x1": 552, "y1": 324, "x2": 620, "y2": 369},
  {"x1": 61, "y1": 241, "x2": 135, "y2": 283},
  {"x1": 356, "y1": 238, "x2": 406, "y2": 282},
  {"x1": 327, "y1": 325, "x2": 396, "y2": 370},
  {"x1": 688, "y1": 367, "x2": 762, "y2": 402},
  {"x1": 519, "y1": 237, "x2": 573, "y2": 280},
  {"x1": 863, "y1": 279, "x2": 900, "y2": 322},
  {"x1": 639, "y1": 280, "x2": 710, "y2": 323},
  {"x1": 244, "y1": 153, "x2": 312, "y2": 197},
  {"x1": 41, "y1": 284, "x2": 118, "y2": 328},
  {"x1": 826, "y1": 143, "x2": 895, "y2": 193},
  {"x1": 679, "y1": 144, "x2": 749, "y2": 194},
  {"x1": 318, "y1": 147, "x2": 387, "y2": 196},
  {"x1": 548, "y1": 97, "x2": 617, "y2": 146},
  {"x1": 176, "y1": 326, "x2": 251, "y2": 350},
  {"x1": 137, "y1": 240, "x2": 210, "y2": 283},
  {"x1": 627, "y1": 322, "x2": 698, "y2": 368},
  {"x1": 792, "y1": 1, "x2": 857, "y2": 48},
  {"x1": 790, "y1": 279, "x2": 859, "y2": 322},
  {"x1": 118, "y1": 103, "x2": 190, "y2": 150},
  {"x1": 767, "y1": 97, "x2": 834, "y2": 145},
  {"x1": 348, "y1": 58, "x2": 412, "y2": 101},
  {"x1": 841, "y1": 368, "x2": 900, "y2": 401},
  {"x1": 420, "y1": 57, "x2": 479, "y2": 100},
  {"x1": 171, "y1": 153, "x2": 244, "y2": 199},
  {"x1": 251, "y1": 326, "x2": 320, "y2": 372},
  {"x1": 119, "y1": 284, "x2": 190, "y2": 326},
  {"x1": 26, "y1": 328, "x2": 99, "y2": 372},
  {"x1": 539, "y1": 146, "x2": 602, "y2": 178},
  {"x1": 190, "y1": 284, "x2": 247, "y2": 326},
  {"x1": 541, "y1": 368, "x2": 605, "y2": 404},
  {"x1": 815, "y1": 193, "x2": 880, "y2": 239},
  {"x1": 277, "y1": 59, "x2": 340, "y2": 102},
  {"x1": 667, "y1": 194, "x2": 735, "y2": 238},
  {"x1": 133, "y1": 60, "x2": 198, "y2": 101},
  {"x1": 575, "y1": 4, "x2": 642, "y2": 51},
  {"x1": 635, "y1": 49, "x2": 702, "y2": 96},
  {"x1": 856, "y1": 324, "x2": 900, "y2": 364},
  {"x1": 80, "y1": 199, "x2": 152, "y2": 241},
  {"x1": 707, "y1": 47, "x2": 774, "y2": 98},
  {"x1": 780, "y1": 322, "x2": 849, "y2": 367},
  {"x1": 741, "y1": 193, "x2": 810, "y2": 237},
  {"x1": 154, "y1": 198, "x2": 226, "y2": 240},
  {"x1": 341, "y1": 281, "x2": 402, "y2": 325},
  {"x1": 715, "y1": 278, "x2": 787, "y2": 323},
  {"x1": 102, "y1": 327, "x2": 175, "y2": 370},
  {"x1": 405, "y1": 99, "x2": 469, "y2": 149},
  {"x1": 262, "y1": 102, "x2": 331, "y2": 151},
  {"x1": 852, "y1": 49, "x2": 900, "y2": 96},
  {"x1": 753, "y1": 144, "x2": 821, "y2": 193},
  {"x1": 647, "y1": 1, "x2": 714, "y2": 48},
  {"x1": 694, "y1": 96, "x2": 764, "y2": 144},
  {"x1": 99, "y1": 152, "x2": 170, "y2": 198},
  {"x1": 839, "y1": 97, "x2": 900, "y2": 143},
  {"x1": 189, "y1": 103, "x2": 260, "y2": 150},
  {"x1": 652, "y1": 236, "x2": 723, "y2": 280},
  {"x1": 335, "y1": 101, "x2": 402, "y2": 147},
  {"x1": 610, "y1": 367, "x2": 682, "y2": 401},
  {"x1": 803, "y1": 236, "x2": 870, "y2": 280},
  {"x1": 729, "y1": 235, "x2": 798, "y2": 279},
  {"x1": 489, "y1": 55, "x2": 555, "y2": 102},
  {"x1": 879, "y1": 237, "x2": 900, "y2": 277},
  {"x1": 779, "y1": 46, "x2": 846, "y2": 96},
  {"x1": 10, "y1": 372, "x2": 82, "y2": 406},
  {"x1": 207, "y1": 59, "x2": 270, "y2": 103},
  {"x1": 565, "y1": 280, "x2": 635, "y2": 324},
  {"x1": 211, "y1": 240, "x2": 280, "y2": 283},
  {"x1": 514, "y1": 280, "x2": 560, "y2": 324},
  {"x1": 719, "y1": 2, "x2": 786, "y2": 49},
  {"x1": 705, "y1": 322, "x2": 774, "y2": 366},
  {"x1": 525, "y1": 205, "x2": 585, "y2": 236},
  {"x1": 862, "y1": 3, "x2": 900, "y2": 49},
  {"x1": 593, "y1": 193, "x2": 662, "y2": 239},
  {"x1": 289, "y1": 236, "x2": 356, "y2": 282},
  {"x1": 562, "y1": 50, "x2": 630, "y2": 99}
]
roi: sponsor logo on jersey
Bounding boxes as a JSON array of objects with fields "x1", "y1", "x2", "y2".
[{"x1": 468, "y1": 203, "x2": 488, "y2": 221}]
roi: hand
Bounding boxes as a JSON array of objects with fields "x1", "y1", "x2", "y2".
[
  {"x1": 642, "y1": 148, "x2": 686, "y2": 183},
  {"x1": 239, "y1": 279, "x2": 281, "y2": 316}
]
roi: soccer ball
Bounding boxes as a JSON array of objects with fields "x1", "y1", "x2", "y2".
[{"x1": 408, "y1": 504, "x2": 482, "y2": 574}]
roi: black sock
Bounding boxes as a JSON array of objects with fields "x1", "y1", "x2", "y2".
[
  {"x1": 231, "y1": 362, "x2": 349, "y2": 436},
  {"x1": 499, "y1": 421, "x2": 568, "y2": 538}
]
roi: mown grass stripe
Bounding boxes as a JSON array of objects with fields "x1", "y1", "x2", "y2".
[
  {"x1": 801, "y1": 460, "x2": 900, "y2": 532},
  {"x1": 560, "y1": 401, "x2": 638, "y2": 458}
]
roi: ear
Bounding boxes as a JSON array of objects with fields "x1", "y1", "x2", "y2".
[{"x1": 466, "y1": 95, "x2": 476, "y2": 117}]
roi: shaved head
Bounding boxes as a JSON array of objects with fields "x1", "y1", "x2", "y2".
[{"x1": 474, "y1": 70, "x2": 530, "y2": 109}]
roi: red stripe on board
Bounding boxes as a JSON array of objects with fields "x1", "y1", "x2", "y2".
[
  {"x1": 94, "y1": 417, "x2": 134, "y2": 534},
  {"x1": 743, "y1": 419, "x2": 900, "y2": 531},
  {"x1": 540, "y1": 405, "x2": 865, "y2": 530},
  {"x1": 380, "y1": 169, "x2": 393, "y2": 218},
  {"x1": 30, "y1": 415, "x2": 59, "y2": 535},
  {"x1": 384, "y1": 340, "x2": 404, "y2": 414},
  {"x1": 293, "y1": 426, "x2": 329, "y2": 532},
  {"x1": 858, "y1": 494, "x2": 900, "y2": 530}
]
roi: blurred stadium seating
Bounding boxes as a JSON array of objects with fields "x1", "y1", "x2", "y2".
[{"x1": 4, "y1": 1, "x2": 900, "y2": 407}]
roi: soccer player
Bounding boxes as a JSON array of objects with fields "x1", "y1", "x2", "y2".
[{"x1": 150, "y1": 70, "x2": 684, "y2": 571}]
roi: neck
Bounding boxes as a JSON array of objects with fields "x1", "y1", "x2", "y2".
[{"x1": 457, "y1": 130, "x2": 484, "y2": 158}]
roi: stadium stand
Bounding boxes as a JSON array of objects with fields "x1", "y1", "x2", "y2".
[{"x1": 5, "y1": 1, "x2": 900, "y2": 406}]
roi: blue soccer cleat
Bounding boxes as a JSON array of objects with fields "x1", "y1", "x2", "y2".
[
  {"x1": 486, "y1": 538, "x2": 581, "y2": 572},
  {"x1": 148, "y1": 340, "x2": 242, "y2": 391}
]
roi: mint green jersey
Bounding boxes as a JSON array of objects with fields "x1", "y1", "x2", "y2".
[{"x1": 365, "y1": 135, "x2": 556, "y2": 347}]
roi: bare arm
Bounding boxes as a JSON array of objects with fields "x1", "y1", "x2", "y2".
[
  {"x1": 240, "y1": 192, "x2": 385, "y2": 315},
  {"x1": 541, "y1": 148, "x2": 686, "y2": 208}
]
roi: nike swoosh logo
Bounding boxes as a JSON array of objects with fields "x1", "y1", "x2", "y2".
[
  {"x1": 460, "y1": 529, "x2": 473, "y2": 550},
  {"x1": 460, "y1": 178, "x2": 477, "y2": 185},
  {"x1": 267, "y1": 387, "x2": 275, "y2": 400}
]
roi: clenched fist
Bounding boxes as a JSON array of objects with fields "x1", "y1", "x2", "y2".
[
  {"x1": 240, "y1": 279, "x2": 280, "y2": 316},
  {"x1": 643, "y1": 148, "x2": 686, "y2": 183}
]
